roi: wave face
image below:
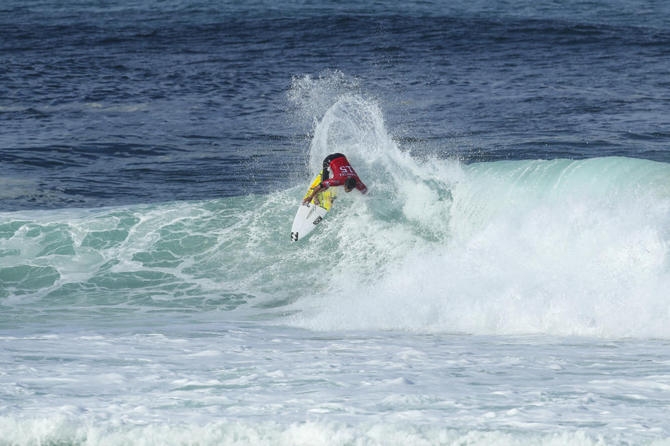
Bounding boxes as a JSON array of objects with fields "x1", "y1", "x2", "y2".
[{"x1": 2, "y1": 75, "x2": 670, "y2": 339}]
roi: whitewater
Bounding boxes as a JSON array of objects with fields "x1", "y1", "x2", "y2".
[{"x1": 2, "y1": 74, "x2": 670, "y2": 444}]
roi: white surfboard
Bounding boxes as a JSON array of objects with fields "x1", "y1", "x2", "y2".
[
  {"x1": 291, "y1": 203, "x2": 328, "y2": 242},
  {"x1": 291, "y1": 173, "x2": 336, "y2": 242}
]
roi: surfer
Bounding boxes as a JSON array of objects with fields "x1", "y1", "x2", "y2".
[{"x1": 302, "y1": 153, "x2": 368, "y2": 205}]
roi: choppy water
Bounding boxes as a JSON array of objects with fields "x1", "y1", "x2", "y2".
[{"x1": 1, "y1": 1, "x2": 670, "y2": 444}]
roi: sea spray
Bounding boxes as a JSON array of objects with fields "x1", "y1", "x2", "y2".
[{"x1": 283, "y1": 74, "x2": 670, "y2": 337}]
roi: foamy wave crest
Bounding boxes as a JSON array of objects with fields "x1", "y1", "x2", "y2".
[{"x1": 286, "y1": 75, "x2": 670, "y2": 339}]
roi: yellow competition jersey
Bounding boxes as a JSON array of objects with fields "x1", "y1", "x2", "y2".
[{"x1": 302, "y1": 173, "x2": 336, "y2": 211}]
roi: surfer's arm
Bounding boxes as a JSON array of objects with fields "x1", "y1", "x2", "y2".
[{"x1": 303, "y1": 183, "x2": 326, "y2": 205}]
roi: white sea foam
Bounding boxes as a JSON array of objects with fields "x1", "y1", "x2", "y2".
[
  {"x1": 0, "y1": 417, "x2": 653, "y2": 446},
  {"x1": 285, "y1": 74, "x2": 670, "y2": 339},
  {"x1": 1, "y1": 326, "x2": 669, "y2": 445}
]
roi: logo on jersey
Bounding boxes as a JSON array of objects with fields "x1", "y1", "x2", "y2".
[{"x1": 338, "y1": 166, "x2": 355, "y2": 175}]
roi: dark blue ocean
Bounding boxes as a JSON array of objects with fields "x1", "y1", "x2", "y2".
[
  {"x1": 2, "y1": 1, "x2": 670, "y2": 444},
  {"x1": 3, "y1": 0, "x2": 669, "y2": 210}
]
